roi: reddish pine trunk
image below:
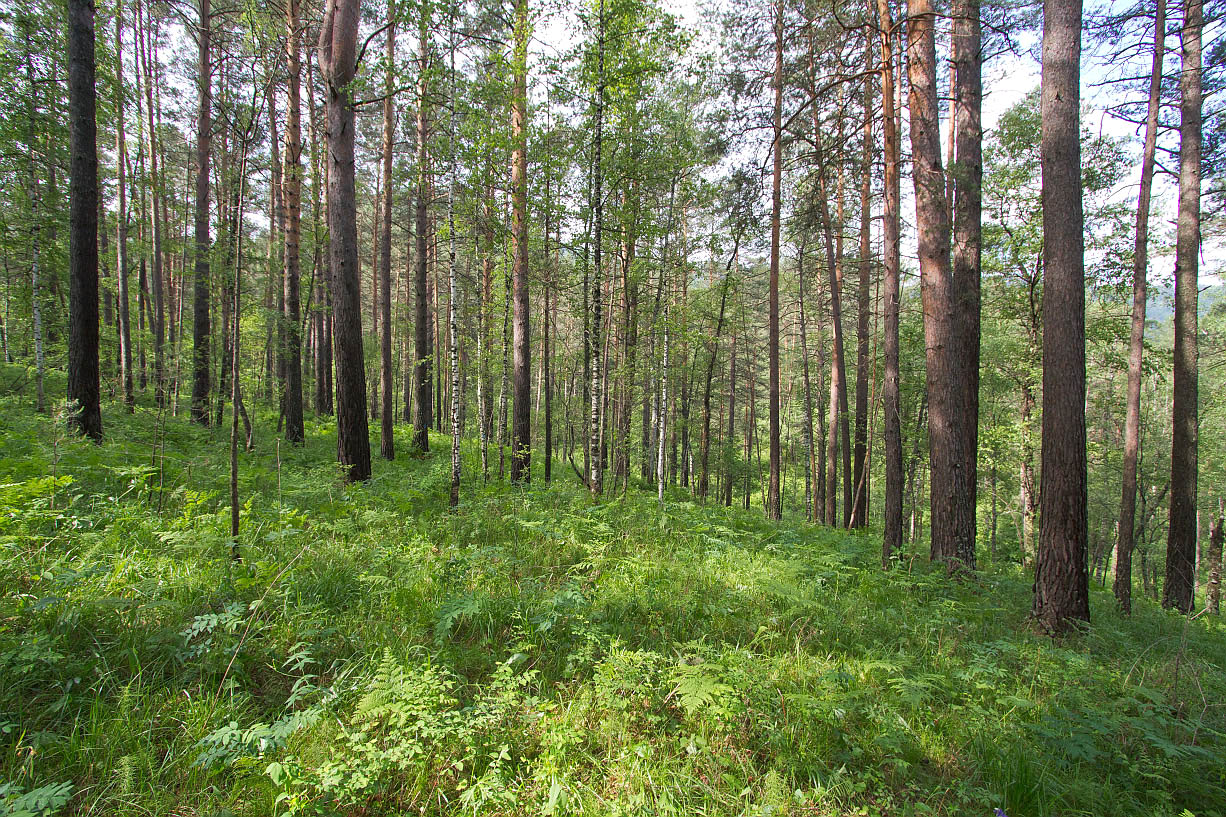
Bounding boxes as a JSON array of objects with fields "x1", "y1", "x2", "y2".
[
  {"x1": 1034, "y1": 0, "x2": 1089, "y2": 631},
  {"x1": 1163, "y1": 0, "x2": 1202, "y2": 613}
]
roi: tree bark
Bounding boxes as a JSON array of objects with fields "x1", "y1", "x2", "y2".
[
  {"x1": 766, "y1": 0, "x2": 783, "y2": 521},
  {"x1": 510, "y1": 0, "x2": 531, "y2": 483},
  {"x1": 413, "y1": 9, "x2": 432, "y2": 453},
  {"x1": 447, "y1": 16, "x2": 461, "y2": 503},
  {"x1": 1034, "y1": 0, "x2": 1089, "y2": 631},
  {"x1": 114, "y1": 8, "x2": 134, "y2": 410},
  {"x1": 1163, "y1": 0, "x2": 1201, "y2": 613},
  {"x1": 950, "y1": 0, "x2": 983, "y2": 567},
  {"x1": 379, "y1": 8, "x2": 395, "y2": 459},
  {"x1": 1115, "y1": 0, "x2": 1164, "y2": 614},
  {"x1": 284, "y1": 0, "x2": 306, "y2": 444},
  {"x1": 190, "y1": 0, "x2": 212, "y2": 425},
  {"x1": 851, "y1": 30, "x2": 874, "y2": 529},
  {"x1": 319, "y1": 0, "x2": 371, "y2": 482},
  {"x1": 878, "y1": 0, "x2": 903, "y2": 565},
  {"x1": 67, "y1": 0, "x2": 102, "y2": 441},
  {"x1": 589, "y1": 0, "x2": 606, "y2": 497},
  {"x1": 1208, "y1": 514, "x2": 1223, "y2": 615},
  {"x1": 136, "y1": 0, "x2": 165, "y2": 403}
]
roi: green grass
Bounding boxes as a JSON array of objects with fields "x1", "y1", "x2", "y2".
[{"x1": 2, "y1": 372, "x2": 1224, "y2": 816}]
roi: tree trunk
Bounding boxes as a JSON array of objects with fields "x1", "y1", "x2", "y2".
[
  {"x1": 378, "y1": 9, "x2": 395, "y2": 459},
  {"x1": 446, "y1": 17, "x2": 462, "y2": 503},
  {"x1": 766, "y1": 0, "x2": 783, "y2": 521},
  {"x1": 319, "y1": 0, "x2": 371, "y2": 482},
  {"x1": 798, "y1": 248, "x2": 816, "y2": 521},
  {"x1": 851, "y1": 31, "x2": 873, "y2": 529},
  {"x1": 1208, "y1": 514, "x2": 1223, "y2": 615},
  {"x1": 1115, "y1": 0, "x2": 1164, "y2": 614},
  {"x1": 878, "y1": 0, "x2": 903, "y2": 564},
  {"x1": 724, "y1": 330, "x2": 736, "y2": 508},
  {"x1": 908, "y1": 0, "x2": 970, "y2": 568},
  {"x1": 413, "y1": 9, "x2": 432, "y2": 453},
  {"x1": 137, "y1": 0, "x2": 165, "y2": 403},
  {"x1": 1163, "y1": 0, "x2": 1201, "y2": 613},
  {"x1": 1034, "y1": 0, "x2": 1089, "y2": 631},
  {"x1": 190, "y1": 0, "x2": 212, "y2": 425},
  {"x1": 284, "y1": 0, "x2": 306, "y2": 444},
  {"x1": 510, "y1": 0, "x2": 531, "y2": 483},
  {"x1": 114, "y1": 8, "x2": 134, "y2": 410},
  {"x1": 589, "y1": 0, "x2": 606, "y2": 497},
  {"x1": 950, "y1": 0, "x2": 983, "y2": 567},
  {"x1": 22, "y1": 25, "x2": 45, "y2": 414},
  {"x1": 67, "y1": 0, "x2": 102, "y2": 441}
]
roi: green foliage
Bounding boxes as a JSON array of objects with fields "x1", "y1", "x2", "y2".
[{"x1": 1, "y1": 385, "x2": 1225, "y2": 816}]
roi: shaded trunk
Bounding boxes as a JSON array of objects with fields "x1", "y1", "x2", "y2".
[
  {"x1": 137, "y1": 0, "x2": 165, "y2": 403},
  {"x1": 878, "y1": 0, "x2": 903, "y2": 564},
  {"x1": 284, "y1": 0, "x2": 306, "y2": 444},
  {"x1": 851, "y1": 31, "x2": 873, "y2": 529},
  {"x1": 1034, "y1": 0, "x2": 1089, "y2": 631},
  {"x1": 1163, "y1": 0, "x2": 1201, "y2": 613},
  {"x1": 588, "y1": 0, "x2": 607, "y2": 496},
  {"x1": 413, "y1": 11, "x2": 432, "y2": 452},
  {"x1": 950, "y1": 0, "x2": 983, "y2": 566},
  {"x1": 1115, "y1": 0, "x2": 1164, "y2": 614},
  {"x1": 907, "y1": 0, "x2": 969, "y2": 568},
  {"x1": 766, "y1": 0, "x2": 782, "y2": 520},
  {"x1": 190, "y1": 0, "x2": 212, "y2": 425},
  {"x1": 510, "y1": 0, "x2": 531, "y2": 482},
  {"x1": 114, "y1": 9, "x2": 134, "y2": 410},
  {"x1": 319, "y1": 0, "x2": 371, "y2": 481},
  {"x1": 1208, "y1": 514, "x2": 1222, "y2": 615},
  {"x1": 379, "y1": 11, "x2": 395, "y2": 459},
  {"x1": 67, "y1": 0, "x2": 102, "y2": 441}
]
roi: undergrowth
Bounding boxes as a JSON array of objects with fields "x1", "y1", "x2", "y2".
[{"x1": 2, "y1": 373, "x2": 1224, "y2": 816}]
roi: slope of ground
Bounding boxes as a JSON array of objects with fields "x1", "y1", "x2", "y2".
[{"x1": 1, "y1": 376, "x2": 1224, "y2": 816}]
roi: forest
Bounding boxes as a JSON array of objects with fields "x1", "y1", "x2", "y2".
[{"x1": 0, "y1": 0, "x2": 1225, "y2": 810}]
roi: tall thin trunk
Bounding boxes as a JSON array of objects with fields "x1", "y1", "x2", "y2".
[
  {"x1": 114, "y1": 8, "x2": 134, "y2": 410},
  {"x1": 1207, "y1": 514, "x2": 1223, "y2": 615},
  {"x1": 379, "y1": 8, "x2": 395, "y2": 459},
  {"x1": 1163, "y1": 0, "x2": 1201, "y2": 613},
  {"x1": 510, "y1": 0, "x2": 531, "y2": 482},
  {"x1": 1034, "y1": 0, "x2": 1089, "y2": 631},
  {"x1": 851, "y1": 31, "x2": 874, "y2": 528},
  {"x1": 447, "y1": 16, "x2": 461, "y2": 503},
  {"x1": 589, "y1": 0, "x2": 606, "y2": 497},
  {"x1": 319, "y1": 0, "x2": 371, "y2": 481},
  {"x1": 1115, "y1": 0, "x2": 1164, "y2": 614},
  {"x1": 67, "y1": 0, "x2": 102, "y2": 440},
  {"x1": 724, "y1": 329, "x2": 736, "y2": 507},
  {"x1": 698, "y1": 238, "x2": 738, "y2": 501},
  {"x1": 229, "y1": 141, "x2": 251, "y2": 546},
  {"x1": 137, "y1": 0, "x2": 164, "y2": 403},
  {"x1": 950, "y1": 0, "x2": 983, "y2": 566},
  {"x1": 798, "y1": 248, "x2": 816, "y2": 521},
  {"x1": 190, "y1": 0, "x2": 212, "y2": 424},
  {"x1": 284, "y1": 0, "x2": 306, "y2": 444},
  {"x1": 766, "y1": 0, "x2": 783, "y2": 520},
  {"x1": 878, "y1": 0, "x2": 903, "y2": 564},
  {"x1": 814, "y1": 134, "x2": 849, "y2": 529},
  {"x1": 22, "y1": 24, "x2": 45, "y2": 413},
  {"x1": 413, "y1": 8, "x2": 432, "y2": 452}
]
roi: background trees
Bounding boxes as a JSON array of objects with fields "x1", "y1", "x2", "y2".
[{"x1": 0, "y1": 0, "x2": 1218, "y2": 617}]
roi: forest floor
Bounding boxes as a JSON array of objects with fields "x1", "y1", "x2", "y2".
[{"x1": 2, "y1": 368, "x2": 1225, "y2": 817}]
